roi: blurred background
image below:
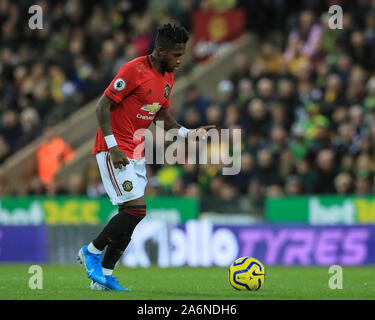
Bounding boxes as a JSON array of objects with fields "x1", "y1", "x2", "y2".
[{"x1": 1, "y1": 0, "x2": 375, "y2": 267}]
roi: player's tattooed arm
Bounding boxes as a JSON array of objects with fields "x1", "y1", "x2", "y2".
[{"x1": 96, "y1": 94, "x2": 129, "y2": 168}]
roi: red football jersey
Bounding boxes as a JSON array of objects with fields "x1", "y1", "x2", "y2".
[{"x1": 92, "y1": 55, "x2": 174, "y2": 159}]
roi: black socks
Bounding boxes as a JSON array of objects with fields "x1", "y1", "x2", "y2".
[{"x1": 92, "y1": 205, "x2": 146, "y2": 269}]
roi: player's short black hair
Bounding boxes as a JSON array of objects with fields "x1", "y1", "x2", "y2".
[{"x1": 155, "y1": 23, "x2": 189, "y2": 49}]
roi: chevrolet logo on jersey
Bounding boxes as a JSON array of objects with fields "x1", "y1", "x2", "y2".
[{"x1": 141, "y1": 103, "x2": 162, "y2": 115}]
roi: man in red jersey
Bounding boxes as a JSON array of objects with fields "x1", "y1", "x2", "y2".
[{"x1": 78, "y1": 24, "x2": 214, "y2": 290}]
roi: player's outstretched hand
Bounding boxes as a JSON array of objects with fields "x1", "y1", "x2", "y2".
[
  {"x1": 187, "y1": 125, "x2": 216, "y2": 140},
  {"x1": 109, "y1": 146, "x2": 130, "y2": 169}
]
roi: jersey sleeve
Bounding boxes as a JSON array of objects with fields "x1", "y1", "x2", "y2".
[{"x1": 104, "y1": 62, "x2": 139, "y2": 104}]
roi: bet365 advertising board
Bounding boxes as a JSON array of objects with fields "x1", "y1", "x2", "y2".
[
  {"x1": 266, "y1": 195, "x2": 375, "y2": 224},
  {"x1": 0, "y1": 196, "x2": 198, "y2": 225}
]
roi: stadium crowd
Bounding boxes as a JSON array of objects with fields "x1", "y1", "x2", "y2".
[
  {"x1": 0, "y1": 0, "x2": 167, "y2": 161},
  {"x1": 1, "y1": 0, "x2": 375, "y2": 207}
]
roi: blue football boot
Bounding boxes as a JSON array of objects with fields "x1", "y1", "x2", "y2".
[
  {"x1": 77, "y1": 245, "x2": 106, "y2": 285},
  {"x1": 102, "y1": 275, "x2": 131, "y2": 291}
]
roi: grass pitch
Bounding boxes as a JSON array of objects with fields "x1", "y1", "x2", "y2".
[{"x1": 0, "y1": 264, "x2": 374, "y2": 300}]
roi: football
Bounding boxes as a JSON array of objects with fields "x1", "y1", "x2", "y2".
[{"x1": 229, "y1": 257, "x2": 265, "y2": 291}]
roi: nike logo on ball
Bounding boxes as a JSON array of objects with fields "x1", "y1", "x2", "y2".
[{"x1": 252, "y1": 270, "x2": 264, "y2": 276}]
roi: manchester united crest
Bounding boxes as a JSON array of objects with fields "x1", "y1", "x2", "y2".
[
  {"x1": 122, "y1": 180, "x2": 133, "y2": 192},
  {"x1": 164, "y1": 84, "x2": 170, "y2": 99}
]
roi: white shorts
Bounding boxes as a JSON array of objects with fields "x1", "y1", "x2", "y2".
[{"x1": 96, "y1": 151, "x2": 147, "y2": 205}]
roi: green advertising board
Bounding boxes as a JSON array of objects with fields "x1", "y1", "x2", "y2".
[
  {"x1": 0, "y1": 196, "x2": 198, "y2": 225},
  {"x1": 266, "y1": 195, "x2": 375, "y2": 224}
]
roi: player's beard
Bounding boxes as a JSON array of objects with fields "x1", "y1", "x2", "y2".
[{"x1": 160, "y1": 58, "x2": 174, "y2": 73}]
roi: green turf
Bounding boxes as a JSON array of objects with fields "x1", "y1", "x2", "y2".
[{"x1": 0, "y1": 264, "x2": 374, "y2": 300}]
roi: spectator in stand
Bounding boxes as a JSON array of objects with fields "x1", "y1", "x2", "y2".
[
  {"x1": 284, "y1": 9, "x2": 323, "y2": 63},
  {"x1": 278, "y1": 149, "x2": 296, "y2": 184},
  {"x1": 355, "y1": 177, "x2": 372, "y2": 194},
  {"x1": 296, "y1": 159, "x2": 316, "y2": 193},
  {"x1": 218, "y1": 182, "x2": 238, "y2": 200},
  {"x1": 235, "y1": 78, "x2": 254, "y2": 111},
  {"x1": 256, "y1": 148, "x2": 281, "y2": 188},
  {"x1": 4, "y1": 1, "x2": 375, "y2": 202},
  {"x1": 364, "y1": 11, "x2": 375, "y2": 44},
  {"x1": 364, "y1": 77, "x2": 375, "y2": 112},
  {"x1": 229, "y1": 53, "x2": 250, "y2": 87},
  {"x1": 313, "y1": 149, "x2": 338, "y2": 194},
  {"x1": 285, "y1": 176, "x2": 303, "y2": 195},
  {"x1": 258, "y1": 41, "x2": 284, "y2": 75},
  {"x1": 268, "y1": 125, "x2": 289, "y2": 159},
  {"x1": 67, "y1": 173, "x2": 86, "y2": 195},
  {"x1": 181, "y1": 163, "x2": 199, "y2": 186},
  {"x1": 216, "y1": 79, "x2": 235, "y2": 110},
  {"x1": 256, "y1": 77, "x2": 275, "y2": 104},
  {"x1": 179, "y1": 84, "x2": 211, "y2": 125},
  {"x1": 331, "y1": 105, "x2": 349, "y2": 132},
  {"x1": 185, "y1": 182, "x2": 201, "y2": 197},
  {"x1": 28, "y1": 176, "x2": 46, "y2": 196},
  {"x1": 224, "y1": 103, "x2": 241, "y2": 128},
  {"x1": 249, "y1": 56, "x2": 267, "y2": 82},
  {"x1": 246, "y1": 98, "x2": 270, "y2": 136},
  {"x1": 332, "y1": 122, "x2": 361, "y2": 162},
  {"x1": 302, "y1": 103, "x2": 332, "y2": 158},
  {"x1": 266, "y1": 184, "x2": 284, "y2": 197},
  {"x1": 244, "y1": 130, "x2": 266, "y2": 158},
  {"x1": 168, "y1": 0, "x2": 194, "y2": 32},
  {"x1": 354, "y1": 153, "x2": 374, "y2": 182},
  {"x1": 208, "y1": 175, "x2": 225, "y2": 197},
  {"x1": 334, "y1": 172, "x2": 353, "y2": 195},
  {"x1": 36, "y1": 125, "x2": 75, "y2": 187},
  {"x1": 0, "y1": 110, "x2": 23, "y2": 154},
  {"x1": 17, "y1": 107, "x2": 43, "y2": 149},
  {"x1": 276, "y1": 78, "x2": 298, "y2": 130},
  {"x1": 290, "y1": 124, "x2": 309, "y2": 162},
  {"x1": 320, "y1": 74, "x2": 346, "y2": 118},
  {"x1": 348, "y1": 30, "x2": 375, "y2": 71},
  {"x1": 45, "y1": 175, "x2": 68, "y2": 196},
  {"x1": 0, "y1": 0, "x2": 178, "y2": 165},
  {"x1": 349, "y1": 104, "x2": 368, "y2": 138},
  {"x1": 180, "y1": 107, "x2": 202, "y2": 129},
  {"x1": 205, "y1": 104, "x2": 223, "y2": 128},
  {"x1": 233, "y1": 153, "x2": 256, "y2": 194}
]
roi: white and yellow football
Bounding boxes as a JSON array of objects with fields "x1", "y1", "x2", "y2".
[{"x1": 229, "y1": 257, "x2": 265, "y2": 291}]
